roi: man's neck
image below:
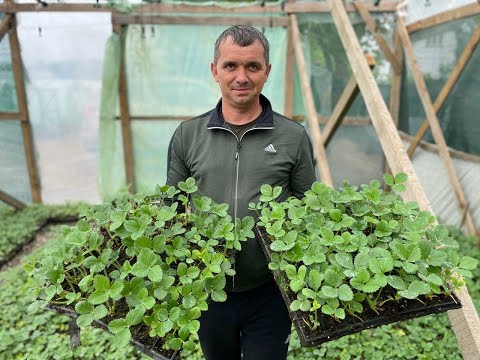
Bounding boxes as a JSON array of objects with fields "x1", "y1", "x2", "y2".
[{"x1": 222, "y1": 100, "x2": 262, "y2": 125}]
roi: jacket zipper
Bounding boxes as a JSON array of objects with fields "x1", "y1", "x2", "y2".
[{"x1": 207, "y1": 125, "x2": 274, "y2": 290}]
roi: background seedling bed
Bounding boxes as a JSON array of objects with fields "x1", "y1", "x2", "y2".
[
  {"x1": 48, "y1": 304, "x2": 178, "y2": 360},
  {"x1": 0, "y1": 216, "x2": 79, "y2": 268}
]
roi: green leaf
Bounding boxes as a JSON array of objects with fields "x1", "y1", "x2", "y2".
[
  {"x1": 383, "y1": 174, "x2": 394, "y2": 187},
  {"x1": 76, "y1": 314, "x2": 94, "y2": 327},
  {"x1": 148, "y1": 265, "x2": 163, "y2": 282},
  {"x1": 308, "y1": 269, "x2": 322, "y2": 291},
  {"x1": 168, "y1": 338, "x2": 183, "y2": 351},
  {"x1": 459, "y1": 256, "x2": 478, "y2": 270},
  {"x1": 188, "y1": 320, "x2": 201, "y2": 333},
  {"x1": 337, "y1": 284, "x2": 353, "y2": 301},
  {"x1": 394, "y1": 173, "x2": 408, "y2": 184},
  {"x1": 321, "y1": 286, "x2": 338, "y2": 299},
  {"x1": 113, "y1": 328, "x2": 131, "y2": 348},
  {"x1": 387, "y1": 275, "x2": 406, "y2": 290},
  {"x1": 126, "y1": 309, "x2": 144, "y2": 326},
  {"x1": 93, "y1": 305, "x2": 108, "y2": 320},
  {"x1": 108, "y1": 319, "x2": 128, "y2": 334},
  {"x1": 88, "y1": 290, "x2": 109, "y2": 305},
  {"x1": 75, "y1": 301, "x2": 93, "y2": 315},
  {"x1": 182, "y1": 295, "x2": 197, "y2": 309},
  {"x1": 93, "y1": 275, "x2": 110, "y2": 291}
]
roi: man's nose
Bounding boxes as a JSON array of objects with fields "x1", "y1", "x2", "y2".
[{"x1": 235, "y1": 67, "x2": 249, "y2": 84}]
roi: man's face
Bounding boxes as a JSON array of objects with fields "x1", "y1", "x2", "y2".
[{"x1": 211, "y1": 37, "x2": 271, "y2": 110}]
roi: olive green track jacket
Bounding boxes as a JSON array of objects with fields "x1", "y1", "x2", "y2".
[{"x1": 167, "y1": 94, "x2": 316, "y2": 292}]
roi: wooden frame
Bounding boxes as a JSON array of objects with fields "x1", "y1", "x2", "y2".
[
  {"x1": 8, "y1": 15, "x2": 42, "y2": 204},
  {"x1": 112, "y1": 14, "x2": 289, "y2": 27},
  {"x1": 284, "y1": 22, "x2": 295, "y2": 118},
  {"x1": 0, "y1": 112, "x2": 24, "y2": 120},
  {"x1": 0, "y1": 189, "x2": 26, "y2": 210},
  {"x1": 407, "y1": 2, "x2": 480, "y2": 34},
  {"x1": 290, "y1": 14, "x2": 333, "y2": 187},
  {"x1": 397, "y1": 16, "x2": 476, "y2": 237},
  {"x1": 0, "y1": 14, "x2": 12, "y2": 43},
  {"x1": 1, "y1": 0, "x2": 479, "y2": 357},
  {"x1": 0, "y1": 1, "x2": 398, "y2": 14},
  {"x1": 114, "y1": 24, "x2": 136, "y2": 194}
]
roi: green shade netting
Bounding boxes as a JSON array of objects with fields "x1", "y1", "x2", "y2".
[
  {"x1": 399, "y1": 15, "x2": 480, "y2": 155},
  {"x1": 0, "y1": 32, "x2": 18, "y2": 112}
]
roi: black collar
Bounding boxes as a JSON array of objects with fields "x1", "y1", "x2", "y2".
[{"x1": 207, "y1": 94, "x2": 274, "y2": 128}]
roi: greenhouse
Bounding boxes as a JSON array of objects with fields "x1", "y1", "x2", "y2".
[{"x1": 0, "y1": 0, "x2": 479, "y2": 359}]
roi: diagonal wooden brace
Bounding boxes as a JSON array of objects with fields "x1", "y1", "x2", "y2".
[{"x1": 322, "y1": 54, "x2": 375, "y2": 148}]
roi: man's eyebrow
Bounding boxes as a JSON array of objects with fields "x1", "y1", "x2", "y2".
[
  {"x1": 221, "y1": 60, "x2": 237, "y2": 67},
  {"x1": 247, "y1": 61, "x2": 263, "y2": 68}
]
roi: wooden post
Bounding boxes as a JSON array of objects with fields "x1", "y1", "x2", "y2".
[
  {"x1": 327, "y1": 1, "x2": 480, "y2": 357},
  {"x1": 353, "y1": 2, "x2": 401, "y2": 74},
  {"x1": 397, "y1": 17, "x2": 476, "y2": 236},
  {"x1": 284, "y1": 22, "x2": 294, "y2": 118},
  {"x1": 290, "y1": 14, "x2": 333, "y2": 187},
  {"x1": 322, "y1": 55, "x2": 375, "y2": 148},
  {"x1": 0, "y1": 189, "x2": 26, "y2": 210},
  {"x1": 116, "y1": 25, "x2": 136, "y2": 194},
  {"x1": 384, "y1": 28, "x2": 404, "y2": 180},
  {"x1": 9, "y1": 15, "x2": 42, "y2": 203},
  {"x1": 407, "y1": 23, "x2": 480, "y2": 158},
  {"x1": 0, "y1": 14, "x2": 12, "y2": 43}
]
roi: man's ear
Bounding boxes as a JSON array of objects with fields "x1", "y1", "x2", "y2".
[
  {"x1": 265, "y1": 64, "x2": 272, "y2": 81},
  {"x1": 211, "y1": 63, "x2": 219, "y2": 82}
]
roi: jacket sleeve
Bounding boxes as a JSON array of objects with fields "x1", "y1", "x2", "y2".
[
  {"x1": 166, "y1": 124, "x2": 191, "y2": 187},
  {"x1": 290, "y1": 129, "x2": 317, "y2": 198}
]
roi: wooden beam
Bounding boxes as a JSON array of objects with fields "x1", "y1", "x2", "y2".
[
  {"x1": 112, "y1": 14, "x2": 289, "y2": 27},
  {"x1": 353, "y1": 2, "x2": 401, "y2": 74},
  {"x1": 284, "y1": 24, "x2": 294, "y2": 118},
  {"x1": 0, "y1": 1, "x2": 398, "y2": 14},
  {"x1": 117, "y1": 26, "x2": 136, "y2": 194},
  {"x1": 115, "y1": 115, "x2": 191, "y2": 121},
  {"x1": 290, "y1": 14, "x2": 333, "y2": 187},
  {"x1": 398, "y1": 16, "x2": 476, "y2": 236},
  {"x1": 407, "y1": 23, "x2": 480, "y2": 158},
  {"x1": 400, "y1": 131, "x2": 480, "y2": 164},
  {"x1": 0, "y1": 3, "x2": 112, "y2": 12},
  {"x1": 285, "y1": 2, "x2": 398, "y2": 13},
  {"x1": 389, "y1": 30, "x2": 403, "y2": 127},
  {"x1": 329, "y1": 5, "x2": 480, "y2": 358},
  {"x1": 407, "y1": 2, "x2": 480, "y2": 34},
  {"x1": 0, "y1": 14, "x2": 12, "y2": 43},
  {"x1": 321, "y1": 54, "x2": 375, "y2": 148},
  {"x1": 0, "y1": 189, "x2": 26, "y2": 210},
  {"x1": 384, "y1": 28, "x2": 404, "y2": 180},
  {"x1": 9, "y1": 16, "x2": 42, "y2": 204},
  {"x1": 134, "y1": 3, "x2": 283, "y2": 14},
  {"x1": 0, "y1": 112, "x2": 24, "y2": 121}
]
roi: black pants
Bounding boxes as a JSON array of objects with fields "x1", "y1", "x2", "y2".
[{"x1": 198, "y1": 281, "x2": 291, "y2": 360}]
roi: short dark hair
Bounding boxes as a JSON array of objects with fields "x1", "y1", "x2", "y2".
[{"x1": 214, "y1": 25, "x2": 270, "y2": 65}]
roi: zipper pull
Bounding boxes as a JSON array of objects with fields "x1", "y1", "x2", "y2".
[{"x1": 235, "y1": 142, "x2": 241, "y2": 160}]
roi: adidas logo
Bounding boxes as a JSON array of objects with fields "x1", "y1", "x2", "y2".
[{"x1": 264, "y1": 144, "x2": 277, "y2": 153}]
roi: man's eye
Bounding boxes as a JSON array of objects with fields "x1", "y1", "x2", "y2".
[
  {"x1": 226, "y1": 64, "x2": 235, "y2": 69},
  {"x1": 249, "y1": 65, "x2": 259, "y2": 70}
]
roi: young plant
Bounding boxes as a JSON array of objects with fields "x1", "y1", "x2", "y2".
[
  {"x1": 27, "y1": 178, "x2": 254, "y2": 355},
  {"x1": 251, "y1": 174, "x2": 477, "y2": 329}
]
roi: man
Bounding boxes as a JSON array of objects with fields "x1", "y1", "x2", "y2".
[{"x1": 167, "y1": 25, "x2": 316, "y2": 360}]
